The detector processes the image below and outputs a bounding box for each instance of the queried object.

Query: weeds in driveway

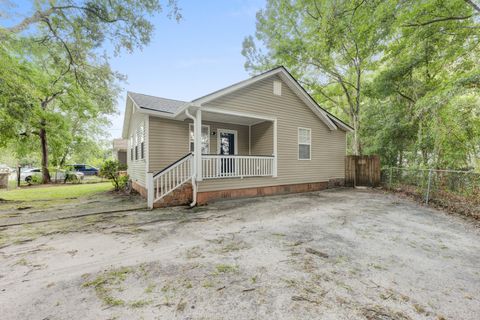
[202,280,214,288]
[144,283,156,294]
[218,240,249,253]
[214,264,239,274]
[82,267,132,307]
[185,246,202,259]
[362,305,411,320]
[129,299,152,308]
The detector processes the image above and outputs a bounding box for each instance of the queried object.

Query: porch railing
[201,155,275,179]
[152,153,194,203]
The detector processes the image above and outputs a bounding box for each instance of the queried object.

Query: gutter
[184,106,197,207]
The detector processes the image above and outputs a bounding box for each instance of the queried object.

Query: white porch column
[195,108,203,181]
[273,119,278,177]
[146,172,154,209]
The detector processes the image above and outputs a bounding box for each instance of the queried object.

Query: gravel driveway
[0,188,479,319]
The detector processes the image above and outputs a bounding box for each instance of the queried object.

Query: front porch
[191,106,278,182]
[147,106,278,208]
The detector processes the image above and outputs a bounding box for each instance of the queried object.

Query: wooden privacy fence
[345,155,381,187]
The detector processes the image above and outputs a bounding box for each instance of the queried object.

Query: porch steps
[149,153,194,208]
[153,182,193,208]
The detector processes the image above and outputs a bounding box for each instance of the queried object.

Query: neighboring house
[112,138,128,166]
[122,66,353,208]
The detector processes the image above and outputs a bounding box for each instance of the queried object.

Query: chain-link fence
[4,168,106,190]
[381,167,480,219]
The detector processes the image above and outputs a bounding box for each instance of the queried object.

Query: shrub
[99,160,128,191]
[29,175,42,184]
[118,174,129,190]
[64,171,81,184]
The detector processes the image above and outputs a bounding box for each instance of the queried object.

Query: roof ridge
[192,66,286,102]
[128,91,187,103]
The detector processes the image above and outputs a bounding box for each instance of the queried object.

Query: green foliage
[243,0,398,154]
[100,160,128,191]
[28,175,42,185]
[118,174,130,191]
[0,1,180,182]
[245,0,480,170]
[364,0,480,169]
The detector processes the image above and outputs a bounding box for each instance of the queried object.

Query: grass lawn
[0,182,113,201]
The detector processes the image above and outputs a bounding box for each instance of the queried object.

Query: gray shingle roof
[128,91,187,114]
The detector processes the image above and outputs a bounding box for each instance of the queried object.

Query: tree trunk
[39,119,51,184]
[351,114,361,155]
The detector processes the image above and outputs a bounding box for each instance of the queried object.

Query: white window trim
[189,123,210,154]
[217,128,238,155]
[298,127,311,160]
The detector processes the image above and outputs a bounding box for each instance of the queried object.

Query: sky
[107,0,266,138]
[2,0,266,138]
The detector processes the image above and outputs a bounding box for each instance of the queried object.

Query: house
[121,66,353,208]
[112,138,127,166]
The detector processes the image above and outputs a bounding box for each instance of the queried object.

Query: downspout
[184,106,197,207]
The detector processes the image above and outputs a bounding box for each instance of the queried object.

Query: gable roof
[191,66,352,131]
[127,92,188,114]
[123,66,353,138]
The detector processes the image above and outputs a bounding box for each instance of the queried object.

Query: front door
[218,129,237,175]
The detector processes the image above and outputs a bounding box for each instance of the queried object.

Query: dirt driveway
[0,189,479,319]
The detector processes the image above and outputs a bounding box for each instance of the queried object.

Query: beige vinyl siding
[148,118,250,172]
[148,117,189,172]
[126,110,147,186]
[198,75,346,192]
[250,121,273,155]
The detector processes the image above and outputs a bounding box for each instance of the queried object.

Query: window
[139,122,145,159]
[273,80,282,96]
[129,135,133,161]
[298,127,311,160]
[134,128,139,160]
[189,124,210,154]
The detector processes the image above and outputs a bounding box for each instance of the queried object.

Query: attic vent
[273,80,282,96]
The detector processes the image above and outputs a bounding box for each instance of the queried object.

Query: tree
[242,0,397,155]
[367,0,480,168]
[0,0,181,182]
[1,35,118,182]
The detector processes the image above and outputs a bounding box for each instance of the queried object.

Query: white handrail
[201,155,274,179]
[153,154,194,203]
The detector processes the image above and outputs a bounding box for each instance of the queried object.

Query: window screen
[298,128,311,160]
[189,124,210,154]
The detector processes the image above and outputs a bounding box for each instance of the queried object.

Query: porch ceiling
[201,111,268,126]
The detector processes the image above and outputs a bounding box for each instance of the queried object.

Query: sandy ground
[0,188,479,320]
[0,191,145,226]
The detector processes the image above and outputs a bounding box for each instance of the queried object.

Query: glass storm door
[219,130,236,175]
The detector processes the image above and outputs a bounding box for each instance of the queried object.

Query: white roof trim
[121,96,134,138]
[190,67,338,131]
[123,67,354,134]
[330,117,354,132]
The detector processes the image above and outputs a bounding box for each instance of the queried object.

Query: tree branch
[402,15,474,27]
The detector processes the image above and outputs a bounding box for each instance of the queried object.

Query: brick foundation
[131,180,147,198]
[153,183,193,208]
[136,178,344,208]
[197,181,330,205]
[328,178,345,188]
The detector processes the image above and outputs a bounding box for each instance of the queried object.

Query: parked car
[20,168,84,183]
[0,164,14,173]
[66,164,99,176]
